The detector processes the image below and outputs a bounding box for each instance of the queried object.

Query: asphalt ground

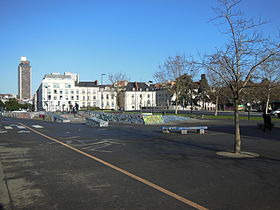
[0,117,280,210]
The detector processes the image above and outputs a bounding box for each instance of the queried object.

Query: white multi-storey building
[36,72,117,112]
[119,82,156,111]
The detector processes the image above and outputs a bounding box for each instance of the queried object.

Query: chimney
[201,74,206,80]
[135,82,139,90]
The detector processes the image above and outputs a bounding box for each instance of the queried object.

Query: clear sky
[0,0,279,95]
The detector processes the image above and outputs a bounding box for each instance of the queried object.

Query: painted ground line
[17,130,30,133]
[4,126,13,130]
[18,122,208,210]
[17,125,26,129]
[32,125,43,128]
[0,131,7,134]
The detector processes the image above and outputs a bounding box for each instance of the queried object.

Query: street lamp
[101,74,106,85]
[45,86,49,112]
[190,69,194,114]
[247,102,251,120]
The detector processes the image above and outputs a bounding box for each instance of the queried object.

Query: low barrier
[1,111,70,123]
[47,112,70,123]
[80,111,190,125]
[80,111,144,124]
[142,115,163,125]
[86,117,108,127]
[1,111,38,119]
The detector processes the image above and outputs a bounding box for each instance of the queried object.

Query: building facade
[0,94,17,103]
[36,72,117,112]
[119,82,156,111]
[18,56,32,100]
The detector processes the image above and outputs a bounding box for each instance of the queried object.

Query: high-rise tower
[18,56,32,100]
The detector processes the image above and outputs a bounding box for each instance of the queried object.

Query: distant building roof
[44,74,72,79]
[125,82,155,91]
[75,81,98,87]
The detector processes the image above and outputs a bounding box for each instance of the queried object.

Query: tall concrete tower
[18,56,32,100]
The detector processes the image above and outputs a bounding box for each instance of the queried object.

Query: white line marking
[4,126,13,130]
[17,126,26,129]
[17,130,30,133]
[0,131,7,134]
[32,125,43,128]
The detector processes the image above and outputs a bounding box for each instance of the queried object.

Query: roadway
[0,117,280,209]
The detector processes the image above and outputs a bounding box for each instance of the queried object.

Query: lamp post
[101,74,106,85]
[190,69,194,114]
[247,102,251,120]
[45,86,49,112]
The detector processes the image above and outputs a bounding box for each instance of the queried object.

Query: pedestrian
[263,112,272,131]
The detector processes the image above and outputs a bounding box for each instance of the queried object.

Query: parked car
[270,109,280,116]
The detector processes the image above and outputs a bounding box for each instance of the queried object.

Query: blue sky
[0,0,279,95]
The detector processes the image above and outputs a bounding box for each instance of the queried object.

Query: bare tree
[258,59,280,113]
[207,70,226,116]
[154,55,196,114]
[202,0,279,154]
[108,72,129,110]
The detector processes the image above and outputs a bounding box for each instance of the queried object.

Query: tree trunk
[234,97,241,154]
[214,95,219,116]
[175,97,178,114]
[265,89,271,114]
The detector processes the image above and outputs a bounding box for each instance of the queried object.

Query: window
[53,83,60,88]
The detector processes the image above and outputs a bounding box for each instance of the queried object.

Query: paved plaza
[0,117,280,209]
